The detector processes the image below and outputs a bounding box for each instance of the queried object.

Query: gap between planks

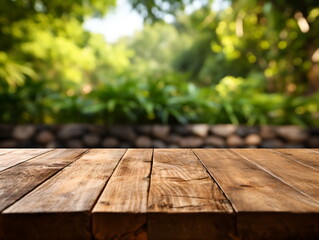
[89,148,128,213]
[0,149,88,213]
[2,148,319,240]
[92,149,236,240]
[231,149,319,204]
[192,149,237,213]
[92,149,152,240]
[1,149,127,240]
[194,149,319,240]
[0,149,53,172]
[147,149,235,240]
[270,149,319,171]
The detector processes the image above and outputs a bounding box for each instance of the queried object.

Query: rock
[58,124,87,140]
[247,145,258,148]
[276,126,308,142]
[16,140,34,148]
[226,135,244,147]
[168,144,179,148]
[102,137,119,148]
[152,140,166,148]
[173,125,190,136]
[135,125,152,134]
[261,139,284,148]
[0,140,17,148]
[307,137,319,148]
[83,134,100,147]
[36,131,54,145]
[152,125,170,139]
[90,125,107,135]
[119,142,133,148]
[309,127,319,136]
[135,136,152,148]
[189,124,210,137]
[0,125,13,139]
[109,126,136,141]
[66,139,84,148]
[245,134,262,146]
[12,125,36,141]
[285,142,305,148]
[179,137,204,148]
[236,126,259,137]
[86,124,100,133]
[165,134,182,144]
[210,124,237,137]
[260,126,277,139]
[46,141,58,148]
[204,136,225,147]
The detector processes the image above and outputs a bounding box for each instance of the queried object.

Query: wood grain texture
[194,149,319,240]
[233,149,319,202]
[1,148,319,240]
[93,149,152,240]
[0,149,86,212]
[0,149,50,171]
[148,149,234,240]
[2,149,126,240]
[273,149,319,170]
[0,149,16,156]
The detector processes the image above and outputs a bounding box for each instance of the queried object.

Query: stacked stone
[0,124,318,148]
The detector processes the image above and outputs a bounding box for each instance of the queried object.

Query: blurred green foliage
[0,0,319,125]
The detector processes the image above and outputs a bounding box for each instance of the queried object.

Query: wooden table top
[0,148,319,240]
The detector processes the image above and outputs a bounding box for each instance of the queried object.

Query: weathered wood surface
[233,149,319,201]
[148,149,234,240]
[0,149,17,156]
[2,149,126,240]
[273,148,319,170]
[0,148,319,240]
[0,149,50,172]
[194,149,319,240]
[92,149,152,240]
[0,149,86,212]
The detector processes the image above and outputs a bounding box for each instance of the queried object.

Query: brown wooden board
[233,149,319,202]
[0,149,17,156]
[147,149,235,240]
[1,149,126,240]
[273,149,319,170]
[1,148,319,240]
[194,149,319,240]
[0,149,86,212]
[0,149,87,240]
[0,149,50,171]
[92,149,153,240]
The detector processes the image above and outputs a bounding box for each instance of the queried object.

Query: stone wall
[0,124,318,148]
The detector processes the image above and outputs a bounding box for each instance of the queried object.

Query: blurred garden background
[1,0,319,126]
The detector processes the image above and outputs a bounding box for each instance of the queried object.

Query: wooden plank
[0,149,86,240]
[92,149,152,240]
[0,149,50,171]
[273,149,319,170]
[233,149,319,202]
[1,149,126,240]
[194,149,319,240]
[0,149,16,156]
[0,149,86,212]
[148,149,234,240]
